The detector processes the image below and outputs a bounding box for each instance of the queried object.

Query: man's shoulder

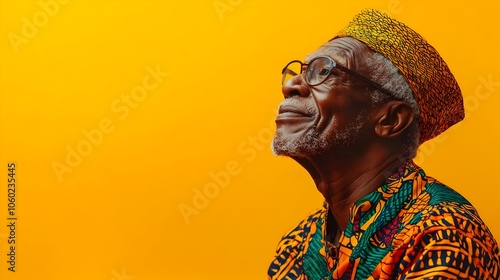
[400,179,500,279]
[407,177,497,249]
[410,176,482,228]
[414,175,480,221]
[421,177,472,207]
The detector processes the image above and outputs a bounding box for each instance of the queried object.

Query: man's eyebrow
[304,53,313,63]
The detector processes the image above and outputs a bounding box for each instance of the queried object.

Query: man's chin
[271,142,294,157]
[271,134,326,158]
[271,137,296,157]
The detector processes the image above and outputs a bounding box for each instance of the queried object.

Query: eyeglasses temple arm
[282,68,299,76]
[336,65,397,98]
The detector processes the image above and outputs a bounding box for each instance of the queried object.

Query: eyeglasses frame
[281,55,398,99]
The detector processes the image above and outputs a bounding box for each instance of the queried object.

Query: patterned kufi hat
[335,9,465,144]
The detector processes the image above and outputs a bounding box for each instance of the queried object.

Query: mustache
[277,98,317,116]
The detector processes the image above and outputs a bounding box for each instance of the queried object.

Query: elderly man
[268,9,499,280]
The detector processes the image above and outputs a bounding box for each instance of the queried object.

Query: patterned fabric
[268,161,500,279]
[335,9,464,144]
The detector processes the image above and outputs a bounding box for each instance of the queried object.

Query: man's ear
[374,101,415,138]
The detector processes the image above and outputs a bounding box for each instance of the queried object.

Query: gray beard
[272,114,366,158]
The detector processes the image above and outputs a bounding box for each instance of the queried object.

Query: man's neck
[294,151,408,230]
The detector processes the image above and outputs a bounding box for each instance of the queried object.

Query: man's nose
[282,75,310,98]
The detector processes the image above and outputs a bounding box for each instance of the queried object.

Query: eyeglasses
[281,56,397,98]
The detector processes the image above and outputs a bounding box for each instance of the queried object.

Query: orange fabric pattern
[268,161,499,279]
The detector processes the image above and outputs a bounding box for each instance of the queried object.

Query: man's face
[272,37,375,158]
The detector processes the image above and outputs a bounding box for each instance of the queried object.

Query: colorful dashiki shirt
[268,161,499,279]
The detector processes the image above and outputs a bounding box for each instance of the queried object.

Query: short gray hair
[364,52,420,159]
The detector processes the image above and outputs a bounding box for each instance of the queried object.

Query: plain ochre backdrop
[0,0,499,279]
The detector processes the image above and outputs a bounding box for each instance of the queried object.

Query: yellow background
[0,0,499,279]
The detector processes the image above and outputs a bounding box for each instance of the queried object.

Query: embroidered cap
[335,9,465,144]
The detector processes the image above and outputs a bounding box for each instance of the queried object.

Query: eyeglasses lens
[306,57,334,86]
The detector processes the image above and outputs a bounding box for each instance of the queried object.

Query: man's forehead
[304,38,373,66]
[304,47,336,63]
[304,38,357,61]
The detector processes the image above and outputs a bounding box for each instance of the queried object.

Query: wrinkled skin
[273,37,414,243]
